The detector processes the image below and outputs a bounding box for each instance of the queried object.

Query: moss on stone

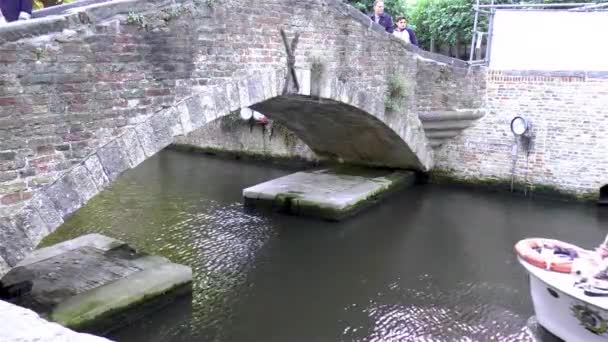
[429,169,599,203]
[53,282,191,334]
[254,170,416,221]
[50,263,192,334]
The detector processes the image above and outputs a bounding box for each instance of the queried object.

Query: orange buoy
[515,238,587,273]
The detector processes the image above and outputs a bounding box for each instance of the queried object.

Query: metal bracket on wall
[280,29,300,95]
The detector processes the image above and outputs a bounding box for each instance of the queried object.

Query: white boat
[517,238,608,341]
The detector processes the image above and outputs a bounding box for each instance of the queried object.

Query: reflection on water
[42,149,607,342]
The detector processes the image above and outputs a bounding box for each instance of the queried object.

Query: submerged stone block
[243,167,416,221]
[0,234,192,335]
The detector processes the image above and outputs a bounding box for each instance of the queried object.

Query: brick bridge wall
[0,0,484,272]
[434,70,608,199]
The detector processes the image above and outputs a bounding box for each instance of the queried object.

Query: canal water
[42,149,608,342]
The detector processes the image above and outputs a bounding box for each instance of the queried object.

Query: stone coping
[0,0,470,69]
[32,0,115,18]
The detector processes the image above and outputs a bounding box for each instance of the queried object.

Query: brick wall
[0,0,481,215]
[434,70,608,199]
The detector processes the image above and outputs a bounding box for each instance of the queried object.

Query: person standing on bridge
[0,0,33,24]
[393,16,418,47]
[370,0,393,34]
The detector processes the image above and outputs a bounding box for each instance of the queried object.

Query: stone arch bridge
[0,0,484,272]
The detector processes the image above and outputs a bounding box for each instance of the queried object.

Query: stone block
[247,76,265,105]
[0,216,34,266]
[12,207,51,249]
[260,71,272,100]
[0,172,19,183]
[43,176,83,221]
[51,261,191,333]
[1,233,192,336]
[0,152,16,161]
[27,193,64,234]
[213,84,231,118]
[149,110,175,151]
[64,164,98,203]
[120,128,146,168]
[17,233,123,266]
[164,107,185,137]
[225,81,241,112]
[134,120,157,157]
[0,181,26,194]
[243,168,416,221]
[176,101,192,135]
[199,87,218,124]
[83,154,110,191]
[237,77,252,108]
[185,95,206,130]
[95,139,131,182]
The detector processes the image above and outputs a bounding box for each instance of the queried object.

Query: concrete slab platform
[0,234,192,335]
[243,167,416,220]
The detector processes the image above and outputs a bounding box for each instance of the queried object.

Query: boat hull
[528,271,608,341]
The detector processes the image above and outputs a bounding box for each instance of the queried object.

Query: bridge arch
[0,0,483,270]
[1,68,432,268]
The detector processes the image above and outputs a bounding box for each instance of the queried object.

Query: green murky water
[42,149,608,342]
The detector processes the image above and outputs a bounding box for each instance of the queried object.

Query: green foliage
[126,12,146,28]
[347,0,408,17]
[409,0,474,50]
[385,75,409,112]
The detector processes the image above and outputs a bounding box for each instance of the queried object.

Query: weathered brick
[0,152,16,161]
[1,191,32,206]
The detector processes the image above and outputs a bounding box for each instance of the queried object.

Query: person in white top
[393,17,411,44]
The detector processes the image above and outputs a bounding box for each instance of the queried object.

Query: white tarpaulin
[489,10,608,70]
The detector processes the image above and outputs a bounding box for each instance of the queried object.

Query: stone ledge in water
[243,167,416,221]
[0,233,192,335]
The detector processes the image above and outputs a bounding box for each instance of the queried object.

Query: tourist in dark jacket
[370,0,393,33]
[0,0,33,24]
